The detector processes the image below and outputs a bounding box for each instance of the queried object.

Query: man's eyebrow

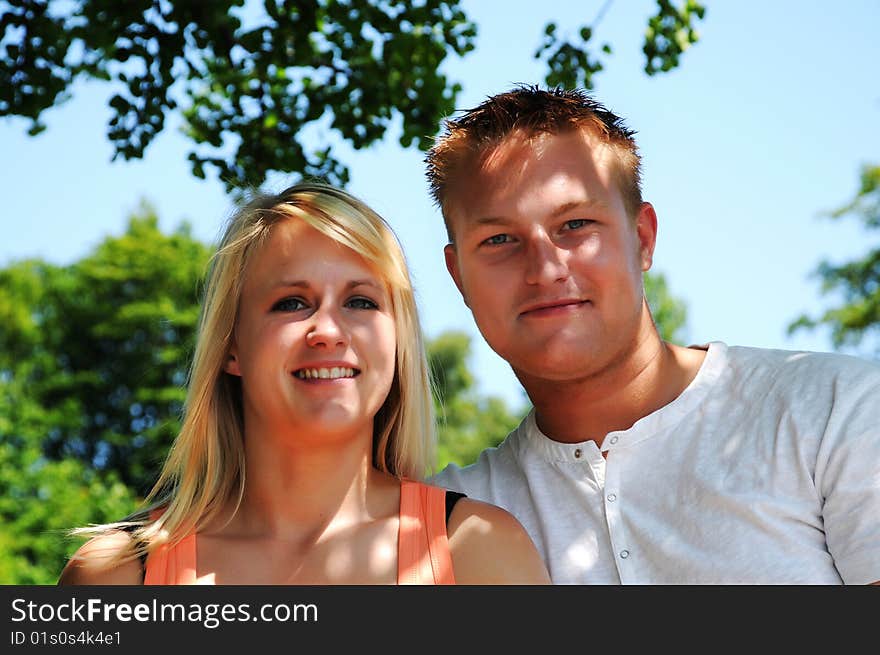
[550,199,605,217]
[469,200,607,226]
[470,215,510,226]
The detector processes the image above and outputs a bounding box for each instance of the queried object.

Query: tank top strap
[143,509,199,585]
[397,480,456,585]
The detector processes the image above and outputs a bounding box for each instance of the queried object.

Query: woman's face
[226,218,397,442]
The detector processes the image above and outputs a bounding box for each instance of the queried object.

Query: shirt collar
[521,341,728,458]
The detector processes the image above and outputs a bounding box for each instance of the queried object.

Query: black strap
[444,490,467,526]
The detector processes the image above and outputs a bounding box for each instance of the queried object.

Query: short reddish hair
[425,85,643,238]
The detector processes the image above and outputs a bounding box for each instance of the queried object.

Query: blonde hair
[72,182,435,563]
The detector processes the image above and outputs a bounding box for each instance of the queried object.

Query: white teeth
[295,367,356,379]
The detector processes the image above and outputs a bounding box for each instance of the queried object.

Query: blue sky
[2,1,878,408]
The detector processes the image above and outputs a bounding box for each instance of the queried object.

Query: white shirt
[431,342,880,584]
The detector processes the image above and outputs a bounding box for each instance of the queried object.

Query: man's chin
[510,352,604,386]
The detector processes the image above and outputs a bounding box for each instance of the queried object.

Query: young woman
[58,182,549,585]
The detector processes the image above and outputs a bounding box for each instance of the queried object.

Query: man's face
[443,129,657,385]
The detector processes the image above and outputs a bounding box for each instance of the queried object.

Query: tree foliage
[2,0,705,193]
[0,260,138,584]
[645,271,688,343]
[428,331,525,471]
[1,0,477,192]
[789,164,880,353]
[537,0,705,89]
[0,203,211,496]
[0,437,135,584]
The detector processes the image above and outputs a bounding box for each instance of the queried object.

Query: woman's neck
[213,421,398,541]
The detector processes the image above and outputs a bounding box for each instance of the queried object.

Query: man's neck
[518,330,707,446]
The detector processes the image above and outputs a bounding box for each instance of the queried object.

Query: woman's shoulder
[57,530,144,586]
[445,496,550,584]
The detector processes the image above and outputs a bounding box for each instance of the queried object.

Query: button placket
[602,448,631,581]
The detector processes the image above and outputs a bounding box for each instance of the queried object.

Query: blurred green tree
[645,271,688,344]
[0,203,211,496]
[428,331,524,471]
[789,164,880,353]
[0,261,137,584]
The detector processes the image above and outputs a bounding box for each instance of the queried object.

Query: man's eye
[482,234,511,246]
[271,297,307,312]
[346,296,378,310]
[564,219,591,230]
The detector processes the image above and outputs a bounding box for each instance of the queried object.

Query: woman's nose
[305,308,347,348]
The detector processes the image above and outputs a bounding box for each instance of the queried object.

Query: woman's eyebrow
[272,279,381,290]
[273,280,310,290]
[346,279,382,291]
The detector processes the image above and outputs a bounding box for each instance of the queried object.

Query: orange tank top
[144,480,455,585]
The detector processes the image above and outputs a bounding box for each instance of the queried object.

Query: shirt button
[574,448,582,459]
[607,493,617,502]
[620,550,629,559]
[609,436,619,445]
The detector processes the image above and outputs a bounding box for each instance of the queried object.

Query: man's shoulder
[726,343,880,383]
[718,343,880,419]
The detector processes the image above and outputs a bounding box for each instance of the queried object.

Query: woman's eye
[346,296,378,310]
[482,233,511,246]
[271,297,307,312]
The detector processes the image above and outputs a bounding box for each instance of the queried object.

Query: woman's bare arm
[447,498,551,584]
[57,531,144,585]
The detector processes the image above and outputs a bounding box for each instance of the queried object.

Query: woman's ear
[223,347,242,377]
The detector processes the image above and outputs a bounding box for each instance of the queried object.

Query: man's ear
[444,243,469,307]
[223,345,242,377]
[635,202,658,272]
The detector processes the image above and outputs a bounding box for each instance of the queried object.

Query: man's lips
[519,298,591,317]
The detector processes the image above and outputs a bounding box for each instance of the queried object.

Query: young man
[426,85,880,584]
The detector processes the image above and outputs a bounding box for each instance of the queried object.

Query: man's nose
[305,307,348,348]
[523,233,569,286]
